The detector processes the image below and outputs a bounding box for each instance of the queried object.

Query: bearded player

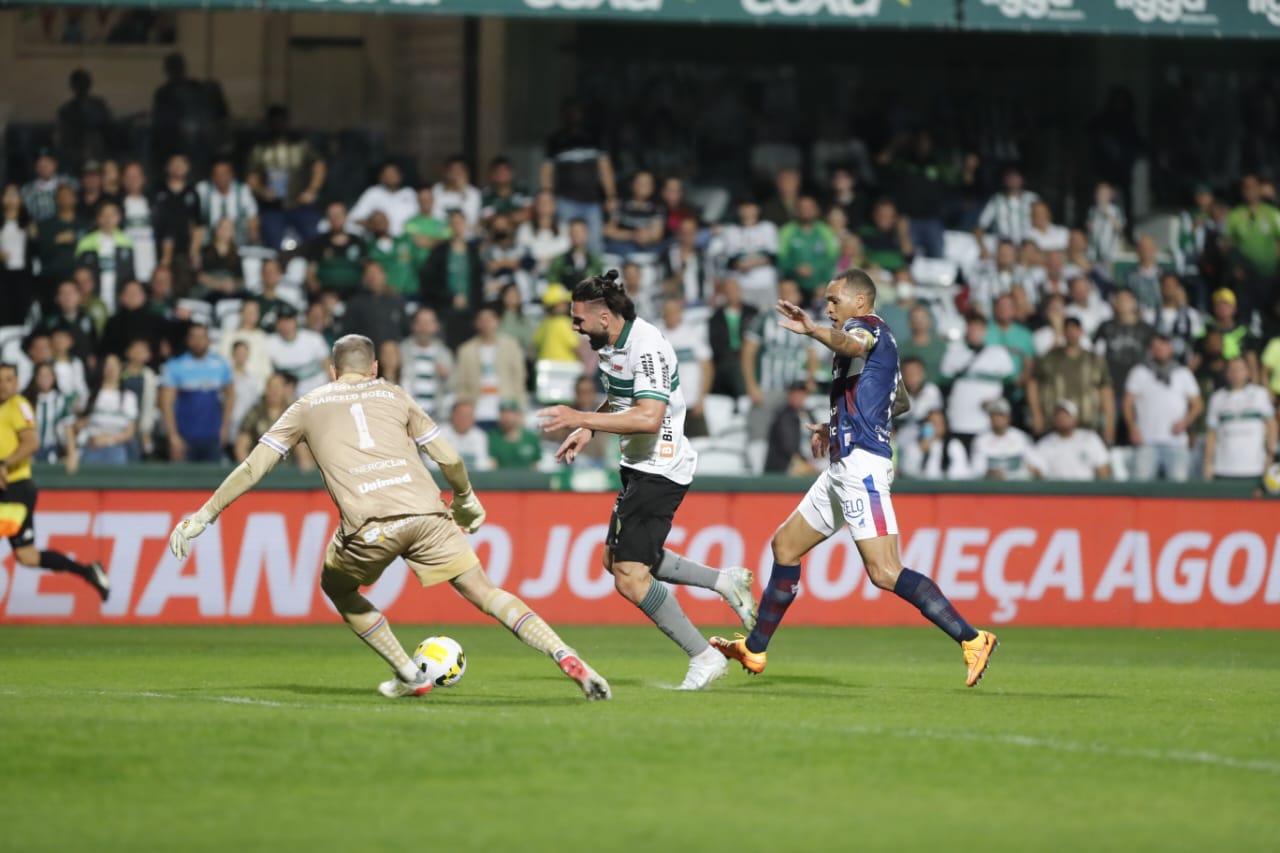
[711,269,999,686]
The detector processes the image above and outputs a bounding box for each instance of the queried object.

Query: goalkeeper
[168,334,610,701]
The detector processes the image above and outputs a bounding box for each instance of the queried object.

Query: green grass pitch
[2,625,1278,852]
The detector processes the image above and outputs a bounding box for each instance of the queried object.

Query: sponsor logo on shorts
[358,473,412,494]
[348,457,409,475]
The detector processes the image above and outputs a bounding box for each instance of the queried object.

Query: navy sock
[40,550,90,577]
[745,562,802,654]
[893,568,979,643]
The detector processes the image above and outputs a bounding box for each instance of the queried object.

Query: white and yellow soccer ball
[413,636,467,688]
[1262,463,1280,497]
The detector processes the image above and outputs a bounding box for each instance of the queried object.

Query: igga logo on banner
[979,0,1084,21]
[524,0,662,10]
[1114,0,1216,25]
[741,0,885,17]
[1249,0,1280,26]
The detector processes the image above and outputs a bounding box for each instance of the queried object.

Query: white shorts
[797,449,898,541]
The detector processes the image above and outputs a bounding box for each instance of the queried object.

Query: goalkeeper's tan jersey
[260,376,449,536]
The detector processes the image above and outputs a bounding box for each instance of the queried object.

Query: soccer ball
[413,636,467,688]
[1263,463,1280,497]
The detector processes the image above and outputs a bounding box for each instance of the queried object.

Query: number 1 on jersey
[349,403,376,449]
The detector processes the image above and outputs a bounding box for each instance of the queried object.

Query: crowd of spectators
[2,60,1278,485]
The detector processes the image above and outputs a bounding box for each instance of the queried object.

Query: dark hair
[0,361,18,378]
[489,156,512,170]
[70,68,91,92]
[572,269,636,321]
[21,361,58,403]
[445,154,468,168]
[267,104,288,121]
[900,355,924,369]
[831,268,877,307]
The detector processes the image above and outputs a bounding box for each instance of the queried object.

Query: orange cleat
[709,633,768,675]
[961,630,999,687]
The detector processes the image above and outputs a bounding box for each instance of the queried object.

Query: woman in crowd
[71,354,138,466]
[23,362,74,464]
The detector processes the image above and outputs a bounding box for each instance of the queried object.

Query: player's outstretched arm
[420,434,485,533]
[538,397,665,438]
[168,443,283,558]
[776,299,868,358]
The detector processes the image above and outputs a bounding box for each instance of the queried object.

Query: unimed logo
[980,0,1082,21]
[1250,0,1280,26]
[1115,0,1215,25]
[741,0,885,17]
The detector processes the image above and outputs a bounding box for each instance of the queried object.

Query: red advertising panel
[2,490,1278,628]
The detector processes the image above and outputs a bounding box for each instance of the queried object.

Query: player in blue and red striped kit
[711,268,999,686]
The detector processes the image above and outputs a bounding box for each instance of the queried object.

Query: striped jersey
[745,310,814,391]
[597,317,697,484]
[401,338,454,422]
[829,314,900,462]
[197,180,259,246]
[1086,202,1126,263]
[1206,384,1275,477]
[978,190,1039,245]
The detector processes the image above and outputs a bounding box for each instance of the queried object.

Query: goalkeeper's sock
[636,578,709,658]
[893,568,980,643]
[745,561,801,654]
[343,605,419,682]
[483,589,569,658]
[653,549,721,591]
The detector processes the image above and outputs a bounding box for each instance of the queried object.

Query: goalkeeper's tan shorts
[323,515,479,589]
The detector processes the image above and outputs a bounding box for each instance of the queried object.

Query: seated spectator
[121,337,159,459]
[604,171,664,257]
[1204,288,1262,382]
[223,340,262,445]
[76,161,114,221]
[658,296,712,437]
[826,164,870,233]
[1033,293,1069,357]
[158,323,233,462]
[431,154,483,233]
[857,198,913,273]
[437,399,493,471]
[365,210,418,297]
[246,104,324,251]
[480,155,532,225]
[304,201,366,296]
[197,218,244,297]
[1174,183,1216,284]
[498,282,536,358]
[764,380,824,475]
[399,307,454,422]
[662,217,711,305]
[403,186,450,272]
[254,257,291,333]
[217,299,272,381]
[22,149,76,223]
[1029,316,1113,440]
[621,261,660,323]
[100,160,122,209]
[16,331,53,389]
[1085,180,1126,265]
[482,213,533,302]
[547,219,604,289]
[343,261,407,350]
[1124,333,1202,481]
[23,362,75,464]
[835,233,867,276]
[378,339,402,384]
[718,196,778,312]
[488,399,541,470]
[1064,274,1113,339]
[659,176,696,241]
[778,194,839,301]
[34,184,89,300]
[1203,357,1277,481]
[120,161,157,284]
[348,160,417,236]
[50,324,90,412]
[517,191,570,284]
[975,165,1038,255]
[70,353,138,466]
[941,313,1016,448]
[1035,400,1111,480]
[197,158,259,246]
[235,371,313,470]
[743,279,818,440]
[1126,235,1166,318]
[100,279,165,360]
[75,266,109,340]
[825,205,850,244]
[709,278,758,397]
[1027,201,1069,252]
[971,397,1042,480]
[895,355,944,477]
[987,293,1035,380]
[152,153,205,297]
[1152,272,1204,364]
[1039,249,1071,301]
[75,201,135,314]
[267,304,331,395]
[1065,226,1111,293]
[898,304,946,384]
[762,166,801,227]
[455,304,527,429]
[421,209,484,349]
[966,239,1023,318]
[42,279,96,360]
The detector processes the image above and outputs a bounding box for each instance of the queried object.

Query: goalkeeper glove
[169,510,214,559]
[451,488,486,533]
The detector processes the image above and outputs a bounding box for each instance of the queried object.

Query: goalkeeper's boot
[719,567,759,631]
[87,561,110,602]
[710,633,767,675]
[677,646,728,690]
[556,651,612,701]
[961,630,999,687]
[377,670,434,698]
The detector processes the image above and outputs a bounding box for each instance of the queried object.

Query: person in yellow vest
[533,283,583,363]
[0,363,109,600]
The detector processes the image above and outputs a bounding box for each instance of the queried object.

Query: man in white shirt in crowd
[657,296,713,437]
[266,304,331,395]
[974,165,1039,256]
[431,155,483,233]
[966,239,1025,318]
[1035,400,1111,481]
[970,397,1041,480]
[1064,274,1113,339]
[1203,357,1277,482]
[1027,201,1069,253]
[399,307,454,422]
[1152,272,1203,364]
[349,161,418,236]
[436,398,493,472]
[940,313,1016,450]
[895,356,948,479]
[717,196,778,313]
[197,158,259,246]
[1123,333,1203,482]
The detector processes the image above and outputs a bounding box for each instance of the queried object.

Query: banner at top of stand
[259,0,956,27]
[964,0,1280,37]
